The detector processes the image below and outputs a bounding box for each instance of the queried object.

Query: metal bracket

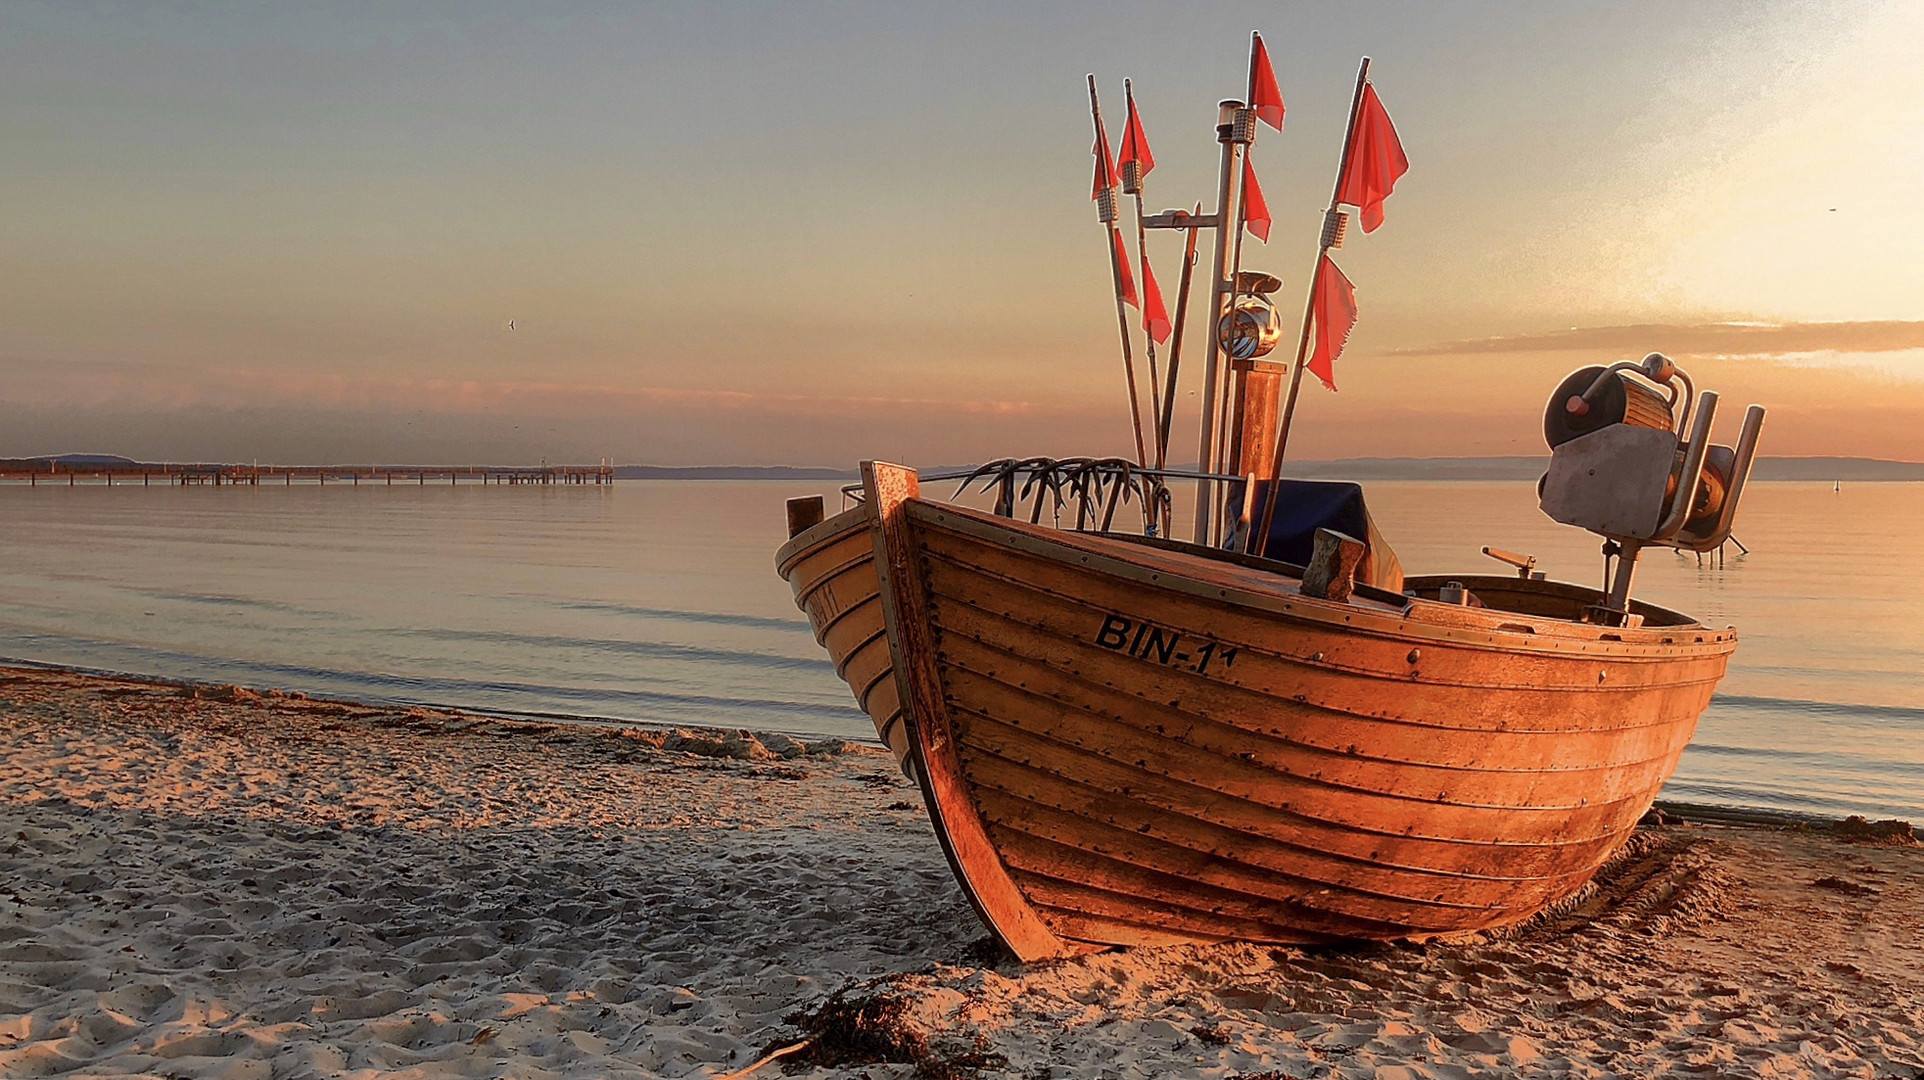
[1143,210,1220,230]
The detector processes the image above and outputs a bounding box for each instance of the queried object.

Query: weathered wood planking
[775,504,915,770]
[775,471,1738,960]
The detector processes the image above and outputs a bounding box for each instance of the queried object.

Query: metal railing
[842,457,1247,543]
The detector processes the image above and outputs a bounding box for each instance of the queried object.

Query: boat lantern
[1218,271,1285,360]
[1536,352,1766,619]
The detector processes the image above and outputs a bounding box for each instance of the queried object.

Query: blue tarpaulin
[1226,478,1403,591]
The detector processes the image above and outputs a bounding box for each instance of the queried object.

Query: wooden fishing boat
[774,41,1767,959]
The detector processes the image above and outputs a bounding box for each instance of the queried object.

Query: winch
[1536,352,1765,624]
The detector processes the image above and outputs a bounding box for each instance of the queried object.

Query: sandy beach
[2,664,1920,1079]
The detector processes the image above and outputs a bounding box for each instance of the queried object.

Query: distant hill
[14,454,1922,482]
[1283,456,1924,481]
[1749,457,1924,481]
[1285,457,1546,481]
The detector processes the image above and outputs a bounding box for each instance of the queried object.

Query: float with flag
[774,35,1768,960]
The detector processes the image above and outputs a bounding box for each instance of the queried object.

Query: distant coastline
[10,453,1924,482]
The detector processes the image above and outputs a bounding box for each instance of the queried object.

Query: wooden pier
[0,459,616,487]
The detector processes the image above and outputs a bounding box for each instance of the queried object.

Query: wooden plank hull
[779,468,1737,960]
[776,503,914,772]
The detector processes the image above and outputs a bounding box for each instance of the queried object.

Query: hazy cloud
[1398,321,1924,357]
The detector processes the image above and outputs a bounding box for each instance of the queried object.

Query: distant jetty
[0,455,613,486]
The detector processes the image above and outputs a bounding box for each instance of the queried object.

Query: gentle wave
[547,599,812,633]
[1710,692,1924,725]
[394,626,835,674]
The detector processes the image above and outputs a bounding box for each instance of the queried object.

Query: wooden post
[1301,528,1365,603]
[786,495,826,537]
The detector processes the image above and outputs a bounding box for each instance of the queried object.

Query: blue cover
[1227,478,1375,567]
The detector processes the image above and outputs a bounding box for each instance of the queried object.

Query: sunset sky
[3,0,1920,466]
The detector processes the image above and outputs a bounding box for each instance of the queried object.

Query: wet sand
[1,664,1919,1079]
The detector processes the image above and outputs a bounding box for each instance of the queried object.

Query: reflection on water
[1,479,1918,820]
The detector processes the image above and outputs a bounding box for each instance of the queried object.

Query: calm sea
[2,479,1918,821]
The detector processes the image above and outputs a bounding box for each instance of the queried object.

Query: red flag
[1140,251,1171,344]
[1111,227,1138,308]
[1335,83,1408,233]
[1091,118,1119,200]
[1241,154,1271,243]
[1118,93,1155,184]
[1249,34,1285,131]
[1306,254,1357,391]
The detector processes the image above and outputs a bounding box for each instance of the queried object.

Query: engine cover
[1538,425,1678,540]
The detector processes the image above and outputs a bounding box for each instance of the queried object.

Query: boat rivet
[1598,670,1607,682]
[1312,651,1325,662]
[1406,648,1420,664]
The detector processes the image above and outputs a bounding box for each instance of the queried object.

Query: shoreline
[3,664,1921,1078]
[2,657,1889,833]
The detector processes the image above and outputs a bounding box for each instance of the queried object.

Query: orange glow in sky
[1,1,1919,465]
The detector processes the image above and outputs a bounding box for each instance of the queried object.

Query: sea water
[2,479,1918,821]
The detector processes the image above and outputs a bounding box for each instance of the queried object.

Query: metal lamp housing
[1218,292,1283,360]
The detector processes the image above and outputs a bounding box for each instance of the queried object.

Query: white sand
[2,666,1920,1079]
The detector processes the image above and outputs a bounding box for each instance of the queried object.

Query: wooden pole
[1251,57,1372,555]
[1155,203,1203,470]
[1123,79,1163,450]
[1089,77,1151,468]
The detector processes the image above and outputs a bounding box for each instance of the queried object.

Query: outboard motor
[1537,352,1765,624]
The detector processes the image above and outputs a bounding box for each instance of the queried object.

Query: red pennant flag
[1241,154,1271,243]
[1140,251,1171,344]
[1118,93,1155,184]
[1335,83,1408,233]
[1111,228,1138,308]
[1249,34,1285,131]
[1307,254,1358,391]
[1091,118,1119,200]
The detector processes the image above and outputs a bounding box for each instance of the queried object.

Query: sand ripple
[2,667,1921,1079]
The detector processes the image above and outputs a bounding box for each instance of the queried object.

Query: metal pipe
[1604,540,1643,614]
[1688,404,1765,549]
[1193,98,1244,547]
[1653,391,1719,541]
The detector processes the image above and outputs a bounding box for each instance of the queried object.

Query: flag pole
[1089,75,1151,468]
[1123,79,1164,450]
[1249,56,1371,554]
[1155,202,1202,470]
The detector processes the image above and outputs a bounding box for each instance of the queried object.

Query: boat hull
[776,503,915,773]
[781,464,1736,960]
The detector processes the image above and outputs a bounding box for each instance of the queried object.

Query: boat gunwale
[774,502,870,576]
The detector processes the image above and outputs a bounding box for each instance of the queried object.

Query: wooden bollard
[1301,528,1366,603]
[786,495,825,538]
